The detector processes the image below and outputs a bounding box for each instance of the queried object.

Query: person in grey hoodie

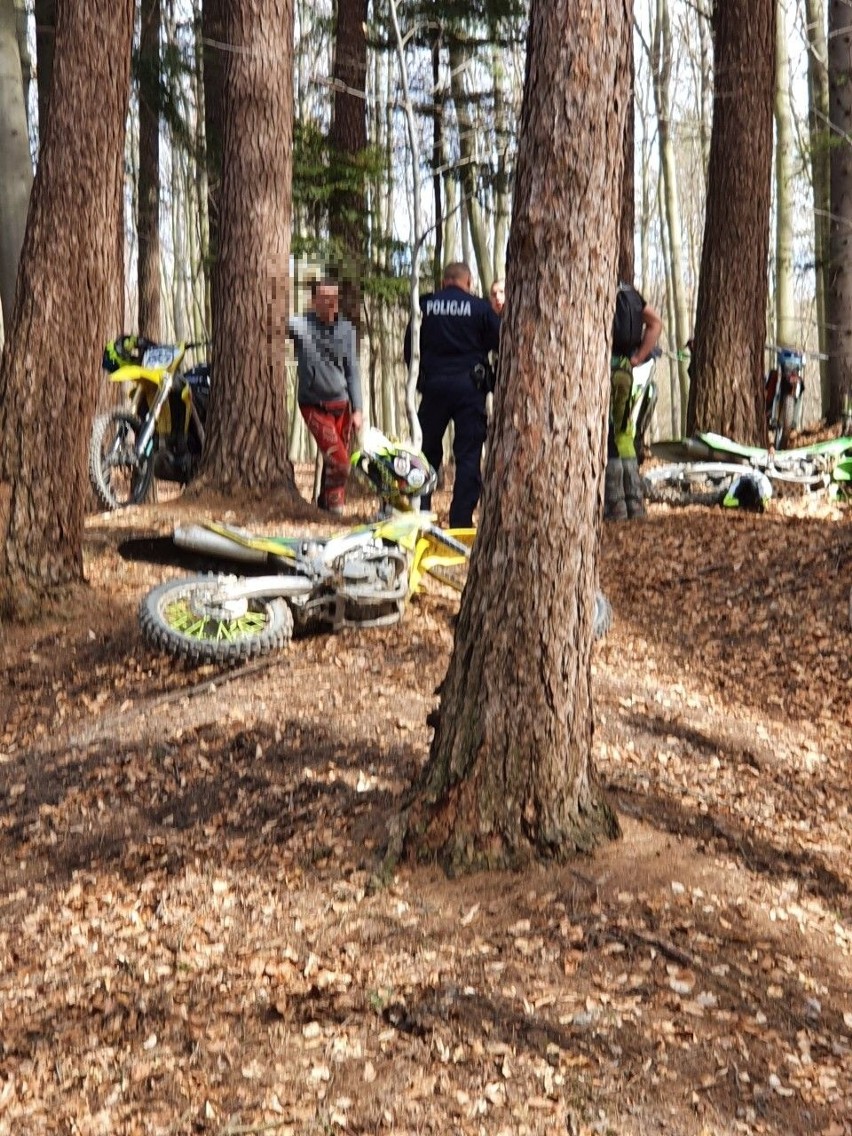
[288,278,363,515]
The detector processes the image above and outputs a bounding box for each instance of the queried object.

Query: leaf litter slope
[0,483,849,1136]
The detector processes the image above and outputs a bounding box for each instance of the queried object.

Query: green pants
[610,356,636,461]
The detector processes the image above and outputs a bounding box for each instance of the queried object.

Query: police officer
[404,261,501,527]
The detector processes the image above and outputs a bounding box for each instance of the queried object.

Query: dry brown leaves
[0,476,850,1135]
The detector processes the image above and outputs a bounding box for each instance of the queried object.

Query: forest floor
[0,464,850,1136]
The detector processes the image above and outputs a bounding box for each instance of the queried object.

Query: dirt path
[0,486,849,1135]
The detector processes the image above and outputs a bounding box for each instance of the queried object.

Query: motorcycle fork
[137,373,175,457]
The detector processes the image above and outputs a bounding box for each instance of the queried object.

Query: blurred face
[490,280,505,315]
[314,284,339,324]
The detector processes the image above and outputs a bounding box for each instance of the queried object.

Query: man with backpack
[606,283,663,520]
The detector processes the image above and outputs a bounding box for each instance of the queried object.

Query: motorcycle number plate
[143,346,178,369]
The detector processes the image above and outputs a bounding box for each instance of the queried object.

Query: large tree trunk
[329,0,368,330]
[652,0,690,433]
[404,0,626,873]
[805,0,830,412]
[827,0,852,425]
[197,0,297,495]
[137,0,161,339]
[449,39,492,294]
[774,1,796,350]
[617,0,635,284]
[33,0,54,145]
[687,0,775,443]
[202,0,225,322]
[0,0,33,335]
[0,0,133,617]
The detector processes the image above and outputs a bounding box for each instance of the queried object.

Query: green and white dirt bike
[644,432,852,507]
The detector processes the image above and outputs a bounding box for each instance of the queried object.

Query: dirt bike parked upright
[766,346,804,450]
[89,336,211,510]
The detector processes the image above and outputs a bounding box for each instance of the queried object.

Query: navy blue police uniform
[404,285,501,527]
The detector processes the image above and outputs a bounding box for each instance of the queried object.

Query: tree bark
[202,0,225,320]
[774,1,796,350]
[138,0,161,339]
[827,0,852,424]
[687,0,775,443]
[329,0,368,330]
[197,0,297,495]
[618,0,635,283]
[404,0,626,873]
[33,0,54,146]
[449,39,492,295]
[0,0,133,617]
[651,0,690,433]
[0,0,33,334]
[805,0,830,412]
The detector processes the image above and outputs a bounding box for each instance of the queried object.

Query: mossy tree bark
[405,0,627,874]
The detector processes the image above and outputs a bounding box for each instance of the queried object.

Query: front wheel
[89,410,154,509]
[139,575,294,664]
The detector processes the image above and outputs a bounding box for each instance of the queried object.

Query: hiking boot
[622,458,646,519]
[604,459,628,520]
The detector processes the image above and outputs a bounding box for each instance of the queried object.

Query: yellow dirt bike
[89,337,211,510]
[137,433,612,664]
[138,511,477,664]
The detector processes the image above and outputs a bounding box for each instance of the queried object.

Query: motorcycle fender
[106,364,167,385]
[174,524,271,564]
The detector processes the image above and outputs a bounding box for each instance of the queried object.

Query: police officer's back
[404,261,501,527]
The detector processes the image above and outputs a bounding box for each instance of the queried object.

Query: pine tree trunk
[138,0,161,339]
[0,0,133,616]
[329,0,367,330]
[197,0,297,495]
[774,3,796,350]
[0,0,33,333]
[687,0,775,443]
[805,0,830,412]
[202,0,225,321]
[405,0,625,873]
[34,0,54,144]
[652,0,690,433]
[618,0,635,283]
[827,0,852,424]
[449,40,491,293]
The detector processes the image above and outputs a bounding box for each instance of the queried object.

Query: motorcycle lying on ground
[89,338,211,510]
[137,431,613,664]
[643,430,852,508]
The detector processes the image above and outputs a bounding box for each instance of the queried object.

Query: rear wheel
[139,575,294,664]
[643,463,735,508]
[89,410,154,509]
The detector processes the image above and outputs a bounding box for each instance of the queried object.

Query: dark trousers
[418,375,487,527]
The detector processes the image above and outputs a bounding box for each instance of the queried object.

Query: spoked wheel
[89,410,154,509]
[643,463,738,508]
[139,575,294,664]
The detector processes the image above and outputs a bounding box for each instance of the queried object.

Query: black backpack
[612,284,645,355]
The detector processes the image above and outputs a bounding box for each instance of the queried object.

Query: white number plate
[142,346,178,369]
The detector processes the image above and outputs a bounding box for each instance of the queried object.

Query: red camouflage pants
[299,400,352,509]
